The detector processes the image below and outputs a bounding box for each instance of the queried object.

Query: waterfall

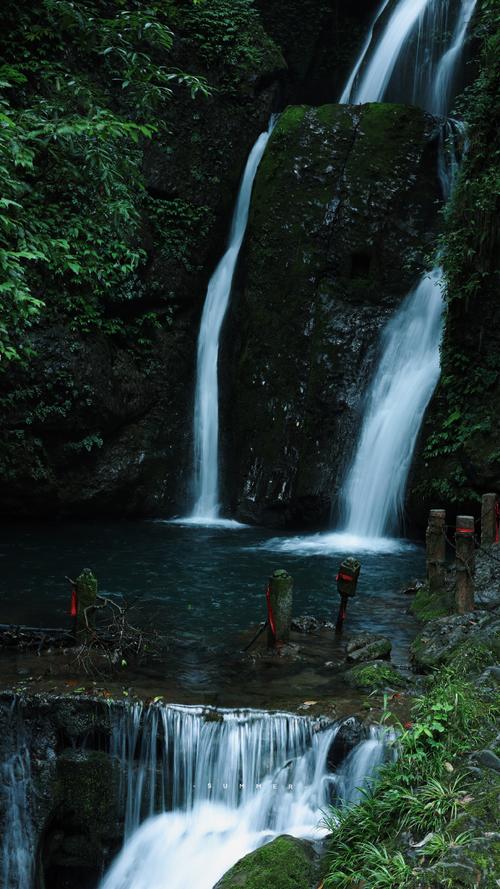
[101,705,390,889]
[341,269,444,539]
[190,120,276,523]
[339,0,391,103]
[343,0,477,114]
[335,725,396,805]
[429,0,478,115]
[0,707,35,889]
[336,0,476,542]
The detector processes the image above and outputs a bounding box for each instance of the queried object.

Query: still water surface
[0,521,423,666]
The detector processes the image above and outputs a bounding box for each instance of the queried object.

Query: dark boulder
[326,716,367,770]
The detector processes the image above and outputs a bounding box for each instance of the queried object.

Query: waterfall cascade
[336,0,476,541]
[101,705,392,889]
[0,708,34,889]
[189,119,276,523]
[343,0,477,114]
[341,269,444,538]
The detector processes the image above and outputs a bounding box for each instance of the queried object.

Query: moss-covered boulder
[344,660,408,690]
[410,611,500,671]
[214,835,322,889]
[223,102,441,526]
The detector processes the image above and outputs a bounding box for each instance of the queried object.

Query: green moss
[346,662,407,690]
[273,104,308,135]
[56,750,119,841]
[411,583,454,620]
[215,835,319,888]
[447,640,497,676]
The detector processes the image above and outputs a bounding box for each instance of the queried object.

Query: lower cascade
[0,702,393,889]
[341,268,444,540]
[102,706,391,889]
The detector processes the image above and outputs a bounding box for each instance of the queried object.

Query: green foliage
[180,0,283,90]
[324,656,500,888]
[416,0,500,502]
[0,0,210,365]
[347,662,407,690]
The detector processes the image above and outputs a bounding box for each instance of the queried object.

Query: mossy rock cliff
[0,0,285,519]
[223,102,441,526]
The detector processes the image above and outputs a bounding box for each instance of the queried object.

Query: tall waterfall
[101,705,391,889]
[190,120,275,522]
[342,0,477,114]
[337,0,475,541]
[341,269,444,538]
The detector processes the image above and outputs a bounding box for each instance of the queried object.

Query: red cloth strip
[265,584,276,638]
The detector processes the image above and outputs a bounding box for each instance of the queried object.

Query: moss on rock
[214,835,321,889]
[411,582,455,621]
[344,660,408,690]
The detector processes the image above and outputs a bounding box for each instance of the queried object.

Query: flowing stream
[190,119,276,523]
[99,706,392,889]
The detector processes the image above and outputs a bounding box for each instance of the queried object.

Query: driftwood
[0,624,74,651]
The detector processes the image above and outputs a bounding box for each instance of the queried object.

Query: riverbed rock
[343,660,407,690]
[214,834,322,889]
[410,610,500,671]
[291,615,335,633]
[224,101,441,527]
[346,633,392,663]
[473,749,500,772]
[326,716,367,770]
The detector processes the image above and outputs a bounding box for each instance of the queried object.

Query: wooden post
[266,569,293,648]
[426,509,446,592]
[481,493,498,546]
[455,516,475,614]
[75,569,98,637]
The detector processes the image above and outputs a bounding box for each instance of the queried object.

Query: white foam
[257,532,417,556]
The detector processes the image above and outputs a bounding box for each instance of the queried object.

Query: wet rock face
[223,103,441,527]
[326,716,367,770]
[346,634,392,663]
[410,610,500,671]
[0,694,121,888]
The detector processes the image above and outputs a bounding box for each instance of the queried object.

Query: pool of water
[0,520,423,663]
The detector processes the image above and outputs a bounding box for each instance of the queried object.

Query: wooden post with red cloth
[455,516,475,614]
[335,557,361,633]
[266,569,293,649]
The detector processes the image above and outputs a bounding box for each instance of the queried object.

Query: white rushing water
[339,0,391,103]
[341,269,444,539]
[343,0,477,113]
[0,711,34,889]
[191,119,276,523]
[429,0,478,116]
[334,0,476,544]
[101,705,390,889]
